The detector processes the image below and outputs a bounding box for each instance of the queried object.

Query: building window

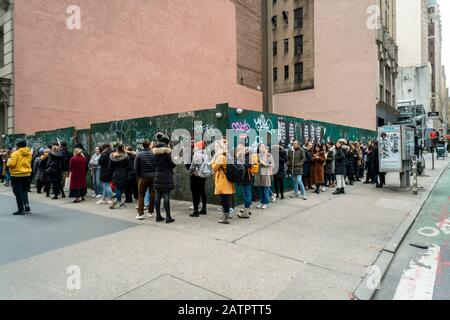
[272,16,277,30]
[284,39,289,54]
[273,67,278,82]
[284,65,289,80]
[294,63,303,83]
[294,8,303,29]
[282,11,289,26]
[273,41,277,56]
[294,35,303,55]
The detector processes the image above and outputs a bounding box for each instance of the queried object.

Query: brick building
[1,0,266,136]
[271,0,399,131]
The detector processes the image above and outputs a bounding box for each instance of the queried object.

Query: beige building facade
[272,0,399,131]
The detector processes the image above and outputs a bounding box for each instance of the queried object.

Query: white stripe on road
[393,245,440,300]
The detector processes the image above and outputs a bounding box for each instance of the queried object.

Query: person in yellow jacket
[7,140,32,215]
[211,140,235,224]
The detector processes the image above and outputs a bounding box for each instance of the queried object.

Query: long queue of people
[3,134,385,223]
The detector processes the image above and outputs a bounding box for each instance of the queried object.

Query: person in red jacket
[69,148,87,203]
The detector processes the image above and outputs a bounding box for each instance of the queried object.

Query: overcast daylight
[0,0,449,311]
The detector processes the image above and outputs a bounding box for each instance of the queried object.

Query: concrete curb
[353,159,449,300]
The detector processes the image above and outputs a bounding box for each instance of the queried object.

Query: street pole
[431,145,435,170]
[412,157,418,195]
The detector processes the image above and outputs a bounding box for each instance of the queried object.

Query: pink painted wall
[273,0,378,131]
[14,0,262,134]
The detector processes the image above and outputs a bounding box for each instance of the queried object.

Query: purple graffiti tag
[232,121,250,133]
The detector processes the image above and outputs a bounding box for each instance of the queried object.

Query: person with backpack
[188,140,209,217]
[211,140,235,224]
[288,140,307,200]
[254,144,274,210]
[109,144,131,209]
[237,146,259,219]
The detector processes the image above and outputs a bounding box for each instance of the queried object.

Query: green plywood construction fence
[6,104,376,205]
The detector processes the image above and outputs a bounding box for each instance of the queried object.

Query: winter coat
[46,152,64,182]
[334,148,347,176]
[274,146,288,178]
[69,155,87,190]
[98,151,112,183]
[310,151,326,185]
[287,147,306,176]
[153,144,176,192]
[238,152,255,187]
[303,148,312,177]
[211,154,235,195]
[7,147,32,177]
[325,149,335,175]
[189,149,207,178]
[126,151,137,182]
[33,157,44,181]
[134,148,157,179]
[89,153,101,169]
[371,146,380,174]
[254,153,274,187]
[346,149,356,176]
[60,147,71,172]
[109,153,130,188]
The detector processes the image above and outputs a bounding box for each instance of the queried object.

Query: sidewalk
[0,155,449,300]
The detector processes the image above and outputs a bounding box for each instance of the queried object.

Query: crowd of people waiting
[2,134,386,223]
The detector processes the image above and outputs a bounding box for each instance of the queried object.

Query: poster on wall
[278,119,296,148]
[378,125,403,172]
[402,126,415,160]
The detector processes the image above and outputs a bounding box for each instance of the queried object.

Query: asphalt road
[375,165,450,300]
[0,194,137,266]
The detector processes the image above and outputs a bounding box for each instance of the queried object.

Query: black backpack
[226,159,245,184]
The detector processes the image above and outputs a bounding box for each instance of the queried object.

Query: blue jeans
[242,185,252,209]
[115,187,124,202]
[144,190,150,206]
[92,168,103,195]
[5,169,11,184]
[292,175,306,196]
[102,182,113,199]
[260,186,270,205]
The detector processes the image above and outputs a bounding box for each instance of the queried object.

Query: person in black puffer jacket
[97,144,113,204]
[333,140,348,195]
[273,144,288,200]
[153,133,176,224]
[134,140,158,219]
[46,145,66,199]
[109,144,130,209]
[125,146,138,203]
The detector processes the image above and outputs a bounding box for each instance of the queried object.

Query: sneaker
[189,205,194,210]
[13,211,25,216]
[24,205,31,213]
[96,194,103,198]
[91,194,97,198]
[119,203,127,209]
[290,193,300,198]
[230,208,235,214]
[109,201,118,209]
[135,214,145,221]
[256,204,263,209]
[96,199,106,205]
[135,205,139,209]
[146,212,154,218]
[271,196,277,203]
[322,187,327,192]
[302,195,308,200]
[261,204,268,210]
[217,206,223,211]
